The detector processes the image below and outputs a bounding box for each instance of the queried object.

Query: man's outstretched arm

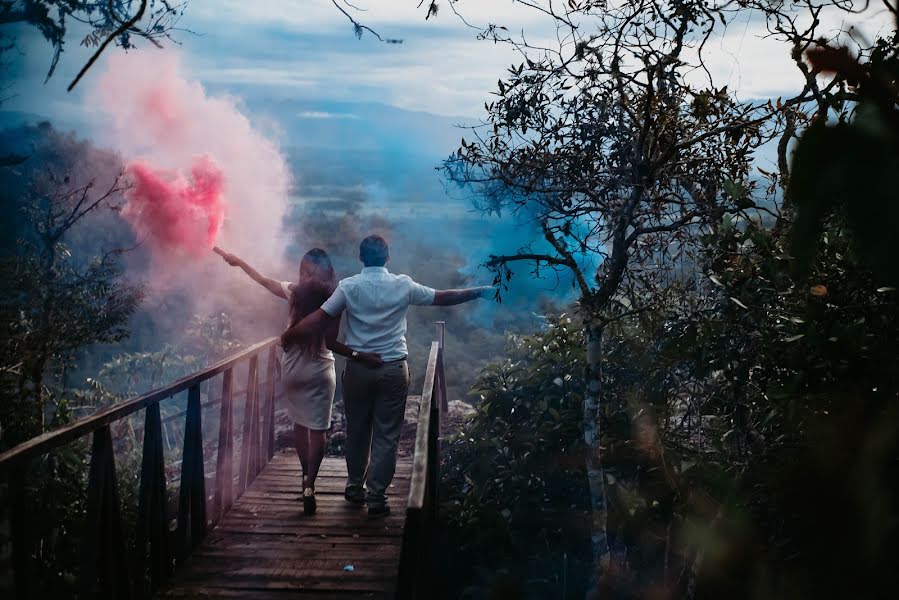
[431,286,494,306]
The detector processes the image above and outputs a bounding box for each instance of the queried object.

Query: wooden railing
[396,321,448,599]
[0,337,282,599]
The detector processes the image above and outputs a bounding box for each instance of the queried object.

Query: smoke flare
[123,156,227,257]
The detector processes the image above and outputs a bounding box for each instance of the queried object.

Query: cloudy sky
[3,0,891,127]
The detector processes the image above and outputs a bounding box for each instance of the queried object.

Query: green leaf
[729,297,749,309]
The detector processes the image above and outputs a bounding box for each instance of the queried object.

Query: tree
[0,129,144,447]
[441,0,896,592]
[0,0,184,88]
[445,0,777,586]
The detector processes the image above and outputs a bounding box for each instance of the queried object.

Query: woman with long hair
[217,248,381,514]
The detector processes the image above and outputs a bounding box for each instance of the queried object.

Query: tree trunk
[584,321,609,596]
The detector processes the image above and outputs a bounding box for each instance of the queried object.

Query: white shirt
[321,267,436,361]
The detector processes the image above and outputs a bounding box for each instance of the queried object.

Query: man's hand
[355,352,383,368]
[433,285,497,306]
[476,285,496,299]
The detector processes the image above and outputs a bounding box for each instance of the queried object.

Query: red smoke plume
[123,155,227,257]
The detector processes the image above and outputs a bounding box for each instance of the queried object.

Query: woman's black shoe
[303,488,317,515]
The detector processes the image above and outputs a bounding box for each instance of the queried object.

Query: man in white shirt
[282,234,493,517]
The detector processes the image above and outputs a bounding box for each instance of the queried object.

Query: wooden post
[238,355,259,495]
[396,341,440,599]
[252,364,263,479]
[10,462,30,600]
[134,402,172,597]
[176,384,207,561]
[212,368,235,524]
[428,367,440,536]
[80,425,133,599]
[433,321,446,527]
[435,321,448,416]
[262,345,277,462]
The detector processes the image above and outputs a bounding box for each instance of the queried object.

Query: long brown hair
[286,248,337,356]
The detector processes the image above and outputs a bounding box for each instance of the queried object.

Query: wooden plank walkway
[159,452,413,599]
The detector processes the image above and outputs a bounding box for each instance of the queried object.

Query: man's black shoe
[367,504,391,519]
[344,485,365,505]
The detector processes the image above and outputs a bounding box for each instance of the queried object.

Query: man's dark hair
[360,234,389,267]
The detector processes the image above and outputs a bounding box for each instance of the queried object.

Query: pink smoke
[123,156,227,257]
[90,50,291,300]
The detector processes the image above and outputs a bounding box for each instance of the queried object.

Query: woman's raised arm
[218,249,287,299]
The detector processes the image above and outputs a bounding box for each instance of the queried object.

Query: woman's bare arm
[218,250,287,299]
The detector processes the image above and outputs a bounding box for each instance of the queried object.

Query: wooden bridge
[0,323,449,599]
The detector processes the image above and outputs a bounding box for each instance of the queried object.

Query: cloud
[297,111,360,119]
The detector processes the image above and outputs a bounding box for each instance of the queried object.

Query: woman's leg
[305,428,327,490]
[294,424,310,487]
[297,424,322,515]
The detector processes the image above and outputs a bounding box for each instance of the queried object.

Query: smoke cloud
[89,49,293,339]
[92,49,290,268]
[123,156,227,258]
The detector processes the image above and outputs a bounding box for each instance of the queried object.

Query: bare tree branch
[68,0,148,92]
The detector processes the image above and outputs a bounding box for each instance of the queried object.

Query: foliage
[442,176,899,599]
[789,30,899,284]
[441,0,784,590]
[0,158,144,448]
[438,1,897,596]
[439,316,592,599]
[93,312,244,397]
[0,0,185,83]
[590,200,899,598]
[445,0,772,318]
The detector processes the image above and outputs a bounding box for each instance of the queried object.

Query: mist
[2,49,582,400]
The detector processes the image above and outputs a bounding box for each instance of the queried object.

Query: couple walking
[219,235,491,518]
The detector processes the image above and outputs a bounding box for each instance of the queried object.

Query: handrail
[396,321,446,599]
[0,337,280,470]
[407,341,439,510]
[2,336,282,599]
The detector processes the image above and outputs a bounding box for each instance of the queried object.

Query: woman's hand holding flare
[221,252,241,267]
[214,246,242,267]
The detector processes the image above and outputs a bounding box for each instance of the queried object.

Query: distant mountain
[0,109,88,136]
[243,98,475,157]
[0,110,51,129]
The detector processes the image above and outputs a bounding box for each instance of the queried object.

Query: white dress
[279,282,336,430]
